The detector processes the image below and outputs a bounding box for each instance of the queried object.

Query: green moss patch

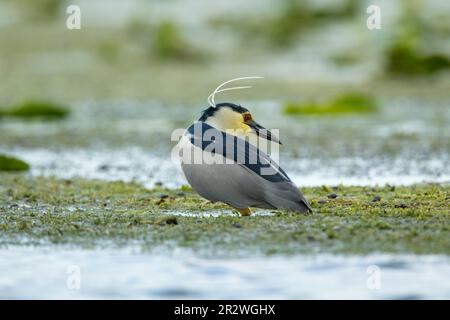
[2,101,69,119]
[1,174,449,255]
[283,93,377,116]
[210,0,358,48]
[152,21,200,61]
[0,155,30,171]
[384,2,450,76]
[386,43,450,76]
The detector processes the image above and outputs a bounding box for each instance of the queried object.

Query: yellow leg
[235,207,252,216]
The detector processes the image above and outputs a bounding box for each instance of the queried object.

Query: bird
[177,77,312,216]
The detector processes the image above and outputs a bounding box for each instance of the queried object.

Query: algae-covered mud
[1,175,449,299]
[1,174,449,255]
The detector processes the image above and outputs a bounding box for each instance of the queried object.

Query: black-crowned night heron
[178,78,312,216]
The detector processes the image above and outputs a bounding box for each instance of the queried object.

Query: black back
[186,121,291,183]
[198,102,249,122]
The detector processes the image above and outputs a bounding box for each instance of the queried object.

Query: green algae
[2,101,69,120]
[0,174,448,255]
[0,155,30,172]
[153,21,186,59]
[152,21,201,61]
[384,1,450,76]
[210,0,358,48]
[283,93,378,116]
[386,43,450,76]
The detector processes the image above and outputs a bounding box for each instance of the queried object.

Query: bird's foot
[235,207,252,217]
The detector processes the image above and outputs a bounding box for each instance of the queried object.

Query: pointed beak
[248,120,282,145]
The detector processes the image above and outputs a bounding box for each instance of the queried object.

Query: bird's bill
[248,120,282,144]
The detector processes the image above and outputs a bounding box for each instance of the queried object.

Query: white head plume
[207,76,264,107]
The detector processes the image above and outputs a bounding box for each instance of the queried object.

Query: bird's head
[198,102,281,144]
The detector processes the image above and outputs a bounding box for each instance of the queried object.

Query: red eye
[244,113,252,122]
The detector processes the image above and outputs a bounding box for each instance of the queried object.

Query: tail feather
[262,181,312,213]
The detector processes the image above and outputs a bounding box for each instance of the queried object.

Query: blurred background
[0,0,449,187]
[1,0,450,300]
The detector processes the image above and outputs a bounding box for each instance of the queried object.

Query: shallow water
[1,246,449,299]
[162,209,275,217]
[2,146,449,188]
[2,96,449,187]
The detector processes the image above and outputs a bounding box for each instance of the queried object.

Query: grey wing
[237,137,313,213]
[182,162,273,209]
[239,164,313,213]
[182,156,312,213]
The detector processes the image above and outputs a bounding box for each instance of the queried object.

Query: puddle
[2,147,449,188]
[162,209,275,217]
[0,246,449,299]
